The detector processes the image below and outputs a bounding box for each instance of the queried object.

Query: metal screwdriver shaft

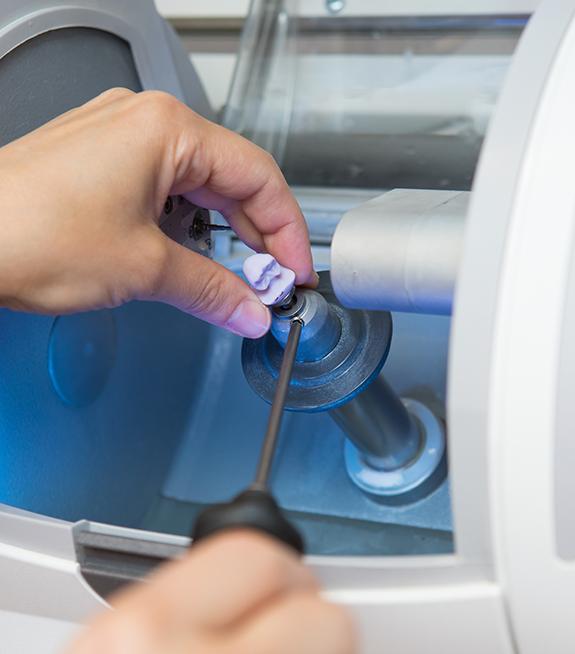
[253,318,303,489]
[190,316,305,553]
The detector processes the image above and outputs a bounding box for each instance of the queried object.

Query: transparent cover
[224,0,527,190]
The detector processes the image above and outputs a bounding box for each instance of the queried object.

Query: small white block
[243,253,296,306]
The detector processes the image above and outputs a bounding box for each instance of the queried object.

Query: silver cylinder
[271,289,341,362]
[330,376,422,469]
[272,287,423,466]
[331,189,468,315]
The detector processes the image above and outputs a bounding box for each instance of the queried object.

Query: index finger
[168,110,316,286]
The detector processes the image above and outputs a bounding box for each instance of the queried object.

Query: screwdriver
[190,318,305,553]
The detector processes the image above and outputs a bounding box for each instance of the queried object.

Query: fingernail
[226,299,271,338]
[301,270,320,287]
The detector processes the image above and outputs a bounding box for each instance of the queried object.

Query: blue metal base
[164,317,453,537]
[344,398,447,503]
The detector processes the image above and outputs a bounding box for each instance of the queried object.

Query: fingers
[233,593,357,654]
[163,108,315,285]
[226,173,317,287]
[139,233,270,337]
[113,531,317,631]
[55,89,316,289]
[65,532,354,654]
[182,188,265,253]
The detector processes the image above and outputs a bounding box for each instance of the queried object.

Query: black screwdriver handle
[191,488,304,553]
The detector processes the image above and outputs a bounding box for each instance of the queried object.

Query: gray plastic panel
[0,27,141,147]
[161,19,215,120]
[0,0,214,118]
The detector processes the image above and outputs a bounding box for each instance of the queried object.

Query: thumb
[148,237,271,338]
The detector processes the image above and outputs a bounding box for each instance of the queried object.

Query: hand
[0,89,317,337]
[65,531,356,654]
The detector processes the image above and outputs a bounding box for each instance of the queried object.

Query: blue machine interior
[0,244,453,555]
[0,266,453,556]
[0,24,453,556]
[0,302,210,527]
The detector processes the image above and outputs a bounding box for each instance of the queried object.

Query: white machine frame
[2,0,575,652]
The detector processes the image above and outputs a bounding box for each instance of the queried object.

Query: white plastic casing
[4,0,575,652]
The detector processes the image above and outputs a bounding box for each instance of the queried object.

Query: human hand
[65,531,355,654]
[0,88,316,337]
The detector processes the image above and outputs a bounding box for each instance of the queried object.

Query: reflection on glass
[225,1,527,190]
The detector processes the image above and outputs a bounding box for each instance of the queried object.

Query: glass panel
[225,1,527,190]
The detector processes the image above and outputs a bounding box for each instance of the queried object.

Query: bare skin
[0,87,317,337]
[0,89,352,652]
[65,532,355,654]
